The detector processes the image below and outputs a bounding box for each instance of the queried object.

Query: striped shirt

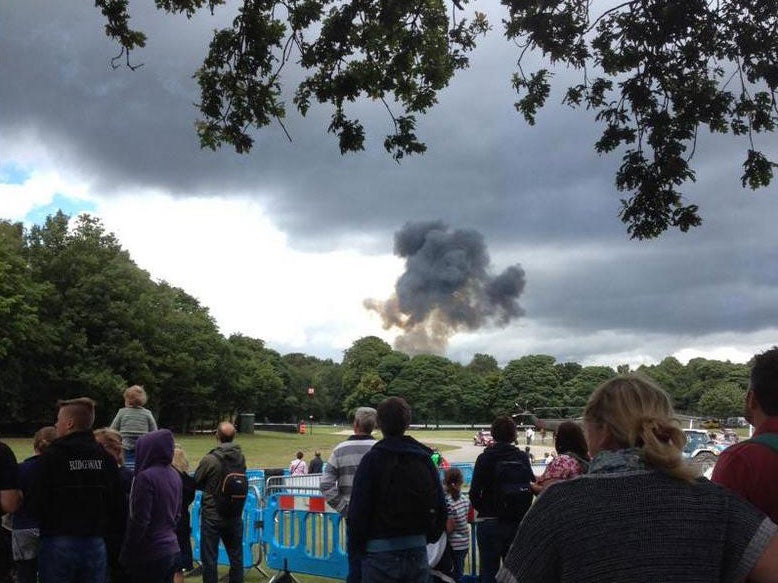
[446,493,470,551]
[110,407,157,451]
[320,434,376,514]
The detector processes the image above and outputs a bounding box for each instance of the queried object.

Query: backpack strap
[749,432,778,453]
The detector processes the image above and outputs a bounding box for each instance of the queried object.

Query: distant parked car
[724,416,748,428]
[473,429,493,446]
[682,429,726,477]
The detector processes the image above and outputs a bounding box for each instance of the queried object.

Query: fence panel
[262,493,349,580]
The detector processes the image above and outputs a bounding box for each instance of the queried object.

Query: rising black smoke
[365,221,526,355]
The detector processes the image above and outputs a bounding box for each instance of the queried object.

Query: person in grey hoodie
[120,429,181,583]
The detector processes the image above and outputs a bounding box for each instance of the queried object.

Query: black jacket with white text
[30,430,123,537]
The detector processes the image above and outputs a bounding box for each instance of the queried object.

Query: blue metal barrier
[439,462,474,486]
[262,493,349,580]
[189,464,488,580]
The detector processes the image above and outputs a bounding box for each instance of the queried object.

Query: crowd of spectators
[3,346,778,583]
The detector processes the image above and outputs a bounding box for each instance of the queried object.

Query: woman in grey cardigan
[110,385,157,471]
[497,374,778,583]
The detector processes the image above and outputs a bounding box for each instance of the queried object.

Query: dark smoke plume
[365,221,526,355]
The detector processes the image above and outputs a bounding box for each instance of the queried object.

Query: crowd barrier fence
[190,460,550,580]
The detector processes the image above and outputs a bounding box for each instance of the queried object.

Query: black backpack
[494,458,534,523]
[374,451,444,542]
[210,449,248,517]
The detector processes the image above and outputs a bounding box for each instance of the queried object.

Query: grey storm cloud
[365,221,526,355]
[3,0,778,365]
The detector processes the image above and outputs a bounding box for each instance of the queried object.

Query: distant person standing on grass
[290,451,307,475]
[110,385,157,471]
[308,451,324,474]
[320,406,377,583]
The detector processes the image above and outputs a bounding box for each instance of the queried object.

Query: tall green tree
[341,336,393,412]
[388,354,462,425]
[0,221,53,423]
[698,382,747,419]
[26,212,158,425]
[343,371,387,416]
[466,353,501,377]
[144,283,226,429]
[560,366,617,412]
[501,354,561,413]
[95,0,778,237]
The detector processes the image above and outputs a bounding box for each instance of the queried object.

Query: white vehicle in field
[682,429,727,476]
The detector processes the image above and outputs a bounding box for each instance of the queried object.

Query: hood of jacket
[372,435,432,457]
[134,429,174,473]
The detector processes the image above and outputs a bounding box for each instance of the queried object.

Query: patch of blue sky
[24,193,97,225]
[0,163,31,185]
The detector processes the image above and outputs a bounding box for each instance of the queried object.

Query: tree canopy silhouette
[95,0,777,238]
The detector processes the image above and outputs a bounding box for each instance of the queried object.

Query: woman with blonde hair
[94,427,133,583]
[171,445,196,583]
[110,385,157,471]
[498,374,778,582]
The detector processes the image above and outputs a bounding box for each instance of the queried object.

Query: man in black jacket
[347,397,447,583]
[30,397,123,583]
[469,416,535,583]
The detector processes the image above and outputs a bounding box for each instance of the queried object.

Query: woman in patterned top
[531,421,589,495]
[498,375,778,583]
[444,467,469,583]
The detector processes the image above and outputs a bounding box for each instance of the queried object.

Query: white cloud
[93,192,403,353]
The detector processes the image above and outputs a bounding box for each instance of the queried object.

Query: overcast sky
[2,1,777,368]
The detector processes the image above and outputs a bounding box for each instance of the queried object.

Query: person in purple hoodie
[120,429,181,583]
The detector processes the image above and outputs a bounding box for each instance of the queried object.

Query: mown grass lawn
[3,427,473,468]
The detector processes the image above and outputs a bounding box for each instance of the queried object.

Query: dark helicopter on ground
[511,406,584,433]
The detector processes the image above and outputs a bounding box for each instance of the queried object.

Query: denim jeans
[451,548,467,583]
[475,520,518,583]
[38,536,107,583]
[200,516,243,583]
[361,546,429,583]
[127,553,177,583]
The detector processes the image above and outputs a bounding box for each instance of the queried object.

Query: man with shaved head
[194,421,247,583]
[30,397,122,583]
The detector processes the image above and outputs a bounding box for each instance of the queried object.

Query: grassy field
[2,427,474,468]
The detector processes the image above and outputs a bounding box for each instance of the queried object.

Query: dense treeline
[0,212,750,432]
